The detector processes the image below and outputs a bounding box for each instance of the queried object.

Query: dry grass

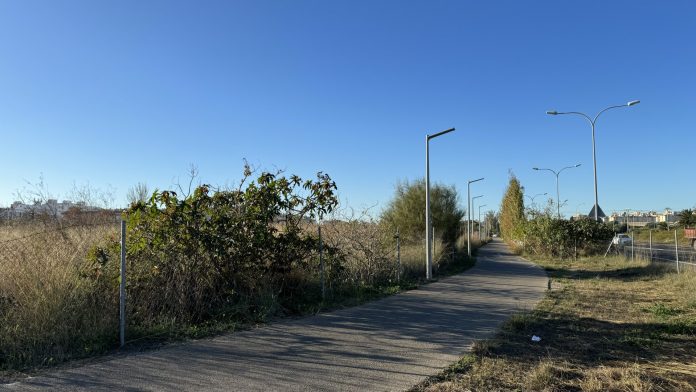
[0,223,119,371]
[1,219,481,377]
[632,228,693,246]
[413,255,696,391]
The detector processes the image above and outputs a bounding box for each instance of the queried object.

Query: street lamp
[478,204,487,241]
[472,195,483,241]
[533,164,581,219]
[524,192,548,214]
[546,100,640,221]
[425,127,455,280]
[467,178,484,257]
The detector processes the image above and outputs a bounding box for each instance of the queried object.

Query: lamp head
[575,164,581,167]
[533,167,539,170]
[627,100,640,106]
[546,110,559,115]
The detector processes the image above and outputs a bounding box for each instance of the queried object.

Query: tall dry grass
[0,223,119,369]
[0,217,480,372]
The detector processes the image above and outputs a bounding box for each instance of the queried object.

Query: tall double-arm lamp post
[425,127,455,280]
[546,100,640,221]
[532,164,581,219]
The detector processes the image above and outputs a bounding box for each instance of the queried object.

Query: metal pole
[574,237,577,261]
[119,219,126,348]
[675,229,680,274]
[432,226,436,261]
[631,231,634,261]
[556,172,561,219]
[425,136,432,279]
[396,228,401,283]
[649,229,653,261]
[591,121,599,221]
[319,225,325,299]
[467,182,471,257]
[478,207,481,242]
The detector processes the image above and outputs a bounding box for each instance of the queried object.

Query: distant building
[606,209,679,228]
[3,200,90,220]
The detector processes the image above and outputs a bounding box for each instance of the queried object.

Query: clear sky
[1,1,694,217]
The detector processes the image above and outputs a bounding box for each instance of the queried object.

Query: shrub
[381,179,464,245]
[87,167,339,326]
[523,214,614,257]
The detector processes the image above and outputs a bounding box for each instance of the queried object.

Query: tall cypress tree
[499,172,526,242]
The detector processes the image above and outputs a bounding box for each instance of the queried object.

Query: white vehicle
[612,233,632,246]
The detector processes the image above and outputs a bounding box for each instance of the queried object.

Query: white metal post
[467,182,471,257]
[119,219,126,348]
[424,128,454,280]
[675,229,680,274]
[425,135,431,280]
[319,225,325,299]
[478,207,481,242]
[396,228,401,283]
[591,121,598,221]
[432,226,436,262]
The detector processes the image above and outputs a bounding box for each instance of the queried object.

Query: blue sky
[1,1,694,217]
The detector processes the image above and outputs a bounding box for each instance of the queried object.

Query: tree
[381,179,464,245]
[499,173,525,242]
[678,209,696,227]
[484,210,499,235]
[127,182,150,206]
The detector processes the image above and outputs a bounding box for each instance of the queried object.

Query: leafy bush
[523,215,614,257]
[380,179,464,245]
[88,167,339,326]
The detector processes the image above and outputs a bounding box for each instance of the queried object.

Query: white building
[3,200,86,219]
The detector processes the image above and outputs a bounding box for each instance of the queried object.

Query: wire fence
[610,229,696,272]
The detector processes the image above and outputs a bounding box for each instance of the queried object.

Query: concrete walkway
[2,239,547,392]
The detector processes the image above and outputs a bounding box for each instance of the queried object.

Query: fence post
[674,229,680,274]
[119,219,126,348]
[631,231,634,261]
[396,228,401,283]
[319,225,325,300]
[649,230,653,261]
[574,237,577,262]
[432,226,436,260]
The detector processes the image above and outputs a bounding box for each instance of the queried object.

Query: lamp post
[425,127,455,280]
[525,192,548,216]
[525,192,548,205]
[547,100,640,221]
[472,195,483,242]
[478,204,487,242]
[467,178,484,257]
[532,164,581,219]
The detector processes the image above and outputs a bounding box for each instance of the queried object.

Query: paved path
[2,239,547,392]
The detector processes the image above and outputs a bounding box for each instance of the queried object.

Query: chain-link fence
[610,230,696,272]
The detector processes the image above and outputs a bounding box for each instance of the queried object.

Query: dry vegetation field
[414,256,696,391]
[0,219,480,377]
[0,223,120,371]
